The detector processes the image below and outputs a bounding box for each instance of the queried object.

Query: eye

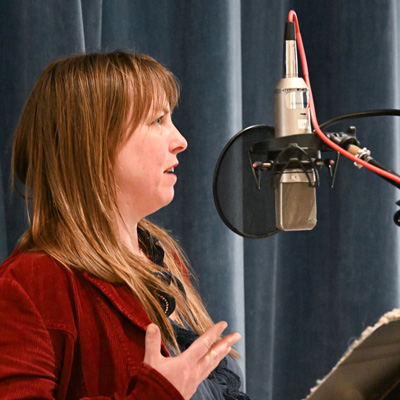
[154,115,164,125]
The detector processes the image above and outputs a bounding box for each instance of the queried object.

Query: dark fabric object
[171,321,250,400]
[138,227,186,317]
[1,2,400,399]
[138,228,166,267]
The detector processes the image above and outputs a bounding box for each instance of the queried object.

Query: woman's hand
[144,322,241,399]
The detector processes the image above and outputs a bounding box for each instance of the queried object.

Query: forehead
[146,90,171,116]
[147,75,177,109]
[149,102,171,117]
[126,65,178,116]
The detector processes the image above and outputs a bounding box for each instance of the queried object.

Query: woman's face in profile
[114,99,187,221]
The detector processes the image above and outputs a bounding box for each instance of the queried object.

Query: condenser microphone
[274,22,317,231]
[213,11,400,239]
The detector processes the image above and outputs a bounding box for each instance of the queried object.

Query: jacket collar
[83,272,151,329]
[82,229,169,354]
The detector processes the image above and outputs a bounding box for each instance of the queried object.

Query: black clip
[394,200,400,227]
[270,144,320,189]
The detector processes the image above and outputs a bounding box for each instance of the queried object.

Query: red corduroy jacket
[0,249,185,400]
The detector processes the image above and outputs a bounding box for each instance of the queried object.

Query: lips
[164,163,178,174]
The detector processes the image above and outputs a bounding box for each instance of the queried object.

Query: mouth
[164,163,178,174]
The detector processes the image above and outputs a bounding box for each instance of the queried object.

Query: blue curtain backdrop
[1,1,400,399]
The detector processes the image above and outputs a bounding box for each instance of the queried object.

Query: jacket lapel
[83,272,170,355]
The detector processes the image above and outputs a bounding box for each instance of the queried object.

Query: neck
[115,196,144,256]
[120,223,140,254]
[114,209,143,256]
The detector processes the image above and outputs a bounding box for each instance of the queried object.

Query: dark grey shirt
[171,320,250,400]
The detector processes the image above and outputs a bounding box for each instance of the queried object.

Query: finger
[203,332,241,363]
[185,321,228,360]
[216,331,242,349]
[197,332,241,381]
[144,323,162,364]
[209,332,241,362]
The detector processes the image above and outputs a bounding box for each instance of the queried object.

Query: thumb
[144,323,162,364]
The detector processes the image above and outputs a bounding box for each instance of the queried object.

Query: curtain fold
[81,0,103,51]
[1,2,400,399]
[0,165,7,262]
[0,0,87,252]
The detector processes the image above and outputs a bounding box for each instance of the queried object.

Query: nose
[170,125,188,154]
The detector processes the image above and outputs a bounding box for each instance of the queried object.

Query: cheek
[115,136,168,188]
[144,143,169,170]
[115,150,142,189]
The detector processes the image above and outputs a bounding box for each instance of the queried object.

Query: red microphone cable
[288,10,400,185]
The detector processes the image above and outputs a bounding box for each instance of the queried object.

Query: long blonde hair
[12,52,214,352]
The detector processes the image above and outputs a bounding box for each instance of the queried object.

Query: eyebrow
[161,105,171,114]
[152,104,171,116]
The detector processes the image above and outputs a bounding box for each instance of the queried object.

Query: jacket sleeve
[0,278,184,400]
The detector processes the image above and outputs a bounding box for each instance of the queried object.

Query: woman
[0,52,248,399]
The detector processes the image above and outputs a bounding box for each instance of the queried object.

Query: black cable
[367,158,400,189]
[319,109,400,130]
[320,109,400,190]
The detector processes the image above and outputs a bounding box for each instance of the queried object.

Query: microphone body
[274,22,317,231]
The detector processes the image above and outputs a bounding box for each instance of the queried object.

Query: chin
[161,193,175,208]
[148,193,175,215]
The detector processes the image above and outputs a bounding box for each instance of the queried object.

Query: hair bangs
[118,53,180,142]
